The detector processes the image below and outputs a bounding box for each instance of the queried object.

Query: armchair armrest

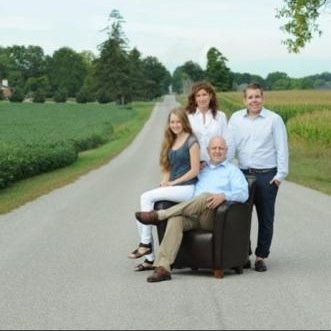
[213,174,256,269]
[213,201,251,269]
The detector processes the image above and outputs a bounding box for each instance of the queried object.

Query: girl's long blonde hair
[159,107,193,172]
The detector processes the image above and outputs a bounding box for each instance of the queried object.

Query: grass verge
[287,139,331,195]
[0,104,153,215]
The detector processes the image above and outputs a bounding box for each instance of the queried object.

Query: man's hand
[206,193,225,209]
[270,178,281,187]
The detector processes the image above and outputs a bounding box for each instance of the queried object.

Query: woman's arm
[160,171,170,187]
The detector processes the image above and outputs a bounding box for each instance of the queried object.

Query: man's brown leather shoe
[147,266,171,282]
[135,211,159,225]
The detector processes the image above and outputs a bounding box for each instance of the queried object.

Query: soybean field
[0,101,151,189]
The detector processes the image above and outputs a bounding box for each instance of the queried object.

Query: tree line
[1,8,330,103]
[172,60,331,94]
[0,10,171,104]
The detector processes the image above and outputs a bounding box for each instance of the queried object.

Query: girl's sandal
[128,242,152,259]
[134,259,155,271]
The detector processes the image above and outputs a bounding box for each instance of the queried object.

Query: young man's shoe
[255,259,267,272]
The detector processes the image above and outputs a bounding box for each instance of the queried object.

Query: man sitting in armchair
[135,136,249,282]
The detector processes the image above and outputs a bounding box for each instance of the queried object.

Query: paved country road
[0,95,330,330]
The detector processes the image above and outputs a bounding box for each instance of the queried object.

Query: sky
[1,0,331,78]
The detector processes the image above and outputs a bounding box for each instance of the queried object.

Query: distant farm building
[1,79,12,99]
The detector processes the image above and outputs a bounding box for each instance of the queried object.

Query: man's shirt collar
[242,107,267,118]
[206,159,228,169]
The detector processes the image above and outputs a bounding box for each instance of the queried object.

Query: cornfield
[287,110,331,145]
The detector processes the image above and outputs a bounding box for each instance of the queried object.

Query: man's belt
[242,167,277,174]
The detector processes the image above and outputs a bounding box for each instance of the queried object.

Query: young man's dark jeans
[243,168,278,258]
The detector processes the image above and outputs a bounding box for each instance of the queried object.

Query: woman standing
[129,107,200,271]
[186,81,227,163]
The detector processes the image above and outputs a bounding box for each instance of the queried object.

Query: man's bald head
[207,136,228,165]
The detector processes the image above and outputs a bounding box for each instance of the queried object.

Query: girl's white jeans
[136,184,195,261]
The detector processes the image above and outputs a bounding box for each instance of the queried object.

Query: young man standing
[226,83,289,272]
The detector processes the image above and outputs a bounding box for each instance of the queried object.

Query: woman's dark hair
[185,81,218,118]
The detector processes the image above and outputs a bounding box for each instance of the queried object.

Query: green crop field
[0,101,152,189]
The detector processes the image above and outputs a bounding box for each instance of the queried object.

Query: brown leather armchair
[154,175,256,279]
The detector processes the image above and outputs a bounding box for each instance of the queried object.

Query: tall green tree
[205,47,232,91]
[276,0,330,53]
[47,47,87,97]
[250,74,267,88]
[0,45,47,91]
[142,56,171,99]
[79,51,97,101]
[172,67,190,94]
[172,61,205,93]
[181,61,205,82]
[0,46,9,80]
[266,71,290,90]
[232,72,266,90]
[25,76,51,97]
[94,9,130,104]
[128,48,146,100]
[24,45,47,78]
